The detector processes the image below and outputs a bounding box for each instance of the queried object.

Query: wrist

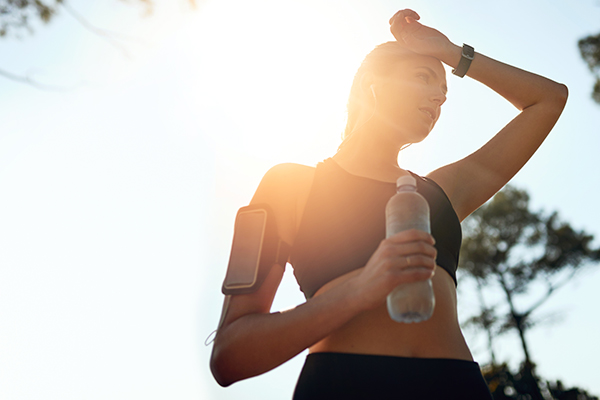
[451,43,475,78]
[343,276,372,314]
[345,274,388,314]
[439,42,462,69]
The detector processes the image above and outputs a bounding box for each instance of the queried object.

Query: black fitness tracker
[452,44,475,78]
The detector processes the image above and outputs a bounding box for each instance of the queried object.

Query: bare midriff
[308,265,474,361]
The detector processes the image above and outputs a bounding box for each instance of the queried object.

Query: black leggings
[293,352,493,400]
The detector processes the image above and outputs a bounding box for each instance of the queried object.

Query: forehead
[393,55,447,82]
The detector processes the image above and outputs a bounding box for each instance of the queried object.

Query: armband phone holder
[221,204,290,295]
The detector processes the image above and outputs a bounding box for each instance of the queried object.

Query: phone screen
[223,209,267,289]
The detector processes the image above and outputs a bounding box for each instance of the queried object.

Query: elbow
[555,83,569,108]
[527,82,568,113]
[210,345,238,387]
[546,82,568,111]
[559,83,569,99]
[211,365,235,388]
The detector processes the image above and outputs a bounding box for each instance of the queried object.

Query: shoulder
[252,163,315,202]
[251,163,316,245]
[260,163,315,185]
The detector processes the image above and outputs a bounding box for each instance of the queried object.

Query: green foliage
[482,363,599,400]
[548,380,599,400]
[461,185,600,399]
[482,363,519,399]
[0,0,155,38]
[483,362,542,400]
[578,32,600,104]
[0,0,63,37]
[461,187,543,288]
[463,306,498,332]
[593,78,600,104]
[579,33,600,74]
[461,186,600,343]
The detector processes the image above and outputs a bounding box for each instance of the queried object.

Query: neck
[333,125,406,177]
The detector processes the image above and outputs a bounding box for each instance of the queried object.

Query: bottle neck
[396,184,417,193]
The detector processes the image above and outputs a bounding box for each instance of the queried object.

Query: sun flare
[193,0,383,169]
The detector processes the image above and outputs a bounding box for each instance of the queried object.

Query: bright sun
[192,0,387,169]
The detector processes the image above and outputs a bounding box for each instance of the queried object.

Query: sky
[1,0,599,399]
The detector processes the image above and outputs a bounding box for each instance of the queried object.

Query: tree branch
[0,66,81,91]
[60,2,145,58]
[524,267,582,317]
[475,276,497,365]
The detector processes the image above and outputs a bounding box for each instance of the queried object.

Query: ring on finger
[406,256,411,266]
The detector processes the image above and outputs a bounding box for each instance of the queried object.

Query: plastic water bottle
[385,175,435,323]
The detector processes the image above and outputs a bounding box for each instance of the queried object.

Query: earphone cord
[204,294,232,346]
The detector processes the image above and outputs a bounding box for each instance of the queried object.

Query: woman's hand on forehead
[389,9,454,60]
[389,9,420,25]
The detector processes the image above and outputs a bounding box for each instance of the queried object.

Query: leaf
[579,32,600,74]
[460,185,600,367]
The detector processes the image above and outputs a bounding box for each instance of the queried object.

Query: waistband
[306,351,481,369]
[294,352,492,400]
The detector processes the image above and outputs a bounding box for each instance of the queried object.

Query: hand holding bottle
[351,227,436,314]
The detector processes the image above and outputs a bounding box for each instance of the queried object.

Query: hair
[338,41,417,151]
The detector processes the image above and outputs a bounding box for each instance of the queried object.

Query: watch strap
[452,44,474,78]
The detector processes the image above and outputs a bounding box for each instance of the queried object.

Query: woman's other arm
[210,164,436,386]
[390,10,568,221]
[210,257,365,386]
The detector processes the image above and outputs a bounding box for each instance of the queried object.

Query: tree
[0,0,156,38]
[480,364,599,400]
[548,380,599,400]
[578,32,600,104]
[460,186,600,399]
[0,0,195,88]
[1,0,63,38]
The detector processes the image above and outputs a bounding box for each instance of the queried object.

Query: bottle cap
[396,175,417,190]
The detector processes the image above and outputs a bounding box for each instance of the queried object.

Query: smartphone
[222,207,268,292]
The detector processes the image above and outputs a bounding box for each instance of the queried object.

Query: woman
[210,9,567,399]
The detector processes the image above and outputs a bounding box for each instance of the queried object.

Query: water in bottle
[385,175,435,323]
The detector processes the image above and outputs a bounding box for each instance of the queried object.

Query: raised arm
[210,164,437,386]
[390,10,568,221]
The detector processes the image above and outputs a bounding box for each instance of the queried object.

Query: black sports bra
[289,158,462,299]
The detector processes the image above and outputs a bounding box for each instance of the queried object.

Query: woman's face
[373,54,447,144]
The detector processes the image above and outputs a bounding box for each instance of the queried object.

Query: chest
[289,175,397,298]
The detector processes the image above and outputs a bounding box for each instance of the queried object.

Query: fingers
[389,9,426,46]
[356,228,437,308]
[380,240,437,261]
[379,252,436,285]
[401,254,436,272]
[378,231,437,273]
[386,229,435,246]
[389,9,420,25]
[395,264,436,284]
